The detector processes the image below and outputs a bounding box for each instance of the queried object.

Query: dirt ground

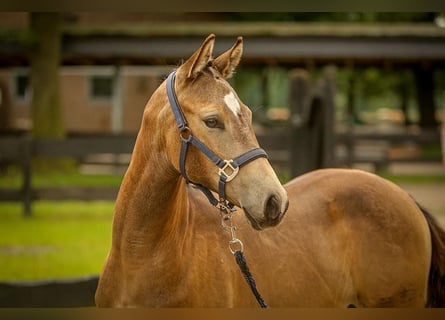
[397,182,445,229]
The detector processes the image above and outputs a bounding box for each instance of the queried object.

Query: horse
[95,34,445,307]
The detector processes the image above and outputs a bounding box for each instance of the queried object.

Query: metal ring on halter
[229,239,244,254]
[179,127,192,142]
[221,214,235,230]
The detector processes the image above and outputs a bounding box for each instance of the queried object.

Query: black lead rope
[234,250,268,308]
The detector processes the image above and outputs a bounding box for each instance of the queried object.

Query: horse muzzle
[244,193,289,230]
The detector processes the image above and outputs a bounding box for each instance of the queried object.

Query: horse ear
[181,34,215,79]
[213,36,243,79]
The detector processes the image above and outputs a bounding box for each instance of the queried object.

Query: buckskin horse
[95,34,445,307]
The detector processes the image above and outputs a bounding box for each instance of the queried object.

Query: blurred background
[0,12,444,306]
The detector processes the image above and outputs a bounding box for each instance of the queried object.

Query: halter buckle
[219,160,239,182]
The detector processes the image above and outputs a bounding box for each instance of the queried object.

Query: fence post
[440,104,445,167]
[21,135,32,217]
[344,71,356,167]
[320,65,337,168]
[112,64,124,134]
[288,66,337,178]
[288,69,312,177]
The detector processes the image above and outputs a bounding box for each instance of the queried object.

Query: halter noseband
[166,70,268,209]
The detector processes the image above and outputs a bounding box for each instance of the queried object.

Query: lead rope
[219,202,268,308]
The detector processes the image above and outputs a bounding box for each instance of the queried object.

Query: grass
[0,167,123,188]
[378,173,445,184]
[0,201,114,281]
[1,166,444,281]
[276,168,445,185]
[0,168,118,281]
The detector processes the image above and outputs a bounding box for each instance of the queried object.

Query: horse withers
[95,34,445,307]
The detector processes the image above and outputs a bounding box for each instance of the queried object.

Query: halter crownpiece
[166,70,269,209]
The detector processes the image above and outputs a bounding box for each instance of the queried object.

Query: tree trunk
[29,12,64,139]
[398,69,412,126]
[0,79,11,131]
[414,65,438,128]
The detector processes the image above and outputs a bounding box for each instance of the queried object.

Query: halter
[166,70,268,210]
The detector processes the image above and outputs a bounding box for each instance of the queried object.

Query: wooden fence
[0,134,136,216]
[0,275,98,307]
[0,133,293,216]
[1,131,441,217]
[287,66,442,174]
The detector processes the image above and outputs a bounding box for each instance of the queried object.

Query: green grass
[276,168,445,185]
[377,173,445,184]
[1,167,444,281]
[0,201,114,281]
[0,167,123,188]
[0,169,118,281]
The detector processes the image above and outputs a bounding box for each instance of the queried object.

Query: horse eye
[204,117,223,129]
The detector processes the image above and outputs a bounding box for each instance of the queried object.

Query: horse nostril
[265,195,281,221]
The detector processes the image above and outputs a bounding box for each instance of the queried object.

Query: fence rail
[0,133,293,216]
[0,135,137,216]
[1,129,442,216]
[0,276,98,307]
[336,129,443,170]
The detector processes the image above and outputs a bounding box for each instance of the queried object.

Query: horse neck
[112,117,191,257]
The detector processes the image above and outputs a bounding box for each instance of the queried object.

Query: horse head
[155,34,289,230]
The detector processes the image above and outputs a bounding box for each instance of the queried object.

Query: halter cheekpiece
[166,70,268,210]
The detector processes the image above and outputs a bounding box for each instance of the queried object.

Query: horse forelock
[178,65,235,101]
[182,60,220,79]
[207,64,222,79]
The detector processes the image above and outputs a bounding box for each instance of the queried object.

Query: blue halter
[166,70,268,209]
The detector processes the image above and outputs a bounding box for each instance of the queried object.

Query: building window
[13,71,31,101]
[90,75,113,100]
